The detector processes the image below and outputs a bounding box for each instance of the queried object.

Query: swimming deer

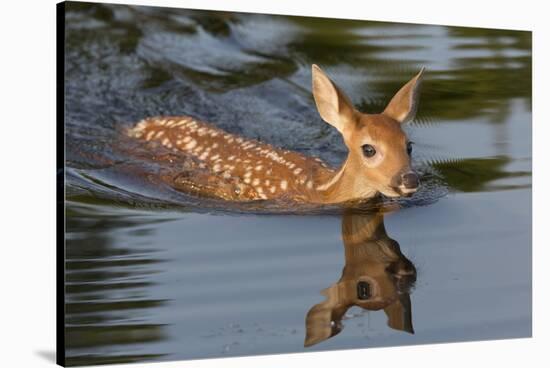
[304,208,416,347]
[127,65,424,204]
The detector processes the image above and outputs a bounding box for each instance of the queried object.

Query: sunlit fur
[332,113,412,200]
[127,116,334,202]
[127,65,424,204]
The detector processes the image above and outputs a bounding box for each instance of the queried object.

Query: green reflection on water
[65,203,169,365]
[432,156,530,192]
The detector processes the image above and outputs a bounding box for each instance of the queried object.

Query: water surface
[63,2,531,366]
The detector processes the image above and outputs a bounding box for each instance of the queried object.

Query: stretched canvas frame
[57,1,532,366]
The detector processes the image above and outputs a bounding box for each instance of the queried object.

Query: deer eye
[357,281,371,300]
[407,141,414,155]
[362,144,376,158]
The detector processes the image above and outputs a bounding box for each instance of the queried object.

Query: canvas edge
[56,1,66,367]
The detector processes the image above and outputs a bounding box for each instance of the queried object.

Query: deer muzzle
[392,171,420,196]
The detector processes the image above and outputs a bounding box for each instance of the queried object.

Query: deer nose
[401,172,419,189]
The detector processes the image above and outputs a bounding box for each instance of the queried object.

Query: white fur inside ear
[383,68,424,124]
[312,65,341,129]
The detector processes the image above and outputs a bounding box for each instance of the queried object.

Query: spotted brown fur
[127,115,334,202]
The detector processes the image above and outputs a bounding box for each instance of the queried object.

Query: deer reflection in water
[305,206,416,347]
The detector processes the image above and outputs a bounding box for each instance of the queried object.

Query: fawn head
[312,64,424,199]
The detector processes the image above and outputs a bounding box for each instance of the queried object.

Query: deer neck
[316,156,377,204]
[341,212,391,263]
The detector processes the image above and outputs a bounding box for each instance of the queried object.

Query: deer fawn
[305,208,416,347]
[127,65,424,204]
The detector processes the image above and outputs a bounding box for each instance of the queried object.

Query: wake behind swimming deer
[127,65,424,204]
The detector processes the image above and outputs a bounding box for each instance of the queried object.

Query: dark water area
[63,2,532,366]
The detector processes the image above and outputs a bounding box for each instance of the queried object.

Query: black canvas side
[56,2,66,367]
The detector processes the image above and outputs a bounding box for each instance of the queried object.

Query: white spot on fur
[280,180,288,190]
[184,139,197,150]
[293,168,302,175]
[135,121,147,131]
[256,187,267,199]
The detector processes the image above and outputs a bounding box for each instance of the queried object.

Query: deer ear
[383,68,425,124]
[383,294,414,334]
[304,285,345,347]
[312,64,355,135]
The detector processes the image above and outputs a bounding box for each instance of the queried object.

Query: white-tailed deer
[304,208,416,347]
[127,65,424,204]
